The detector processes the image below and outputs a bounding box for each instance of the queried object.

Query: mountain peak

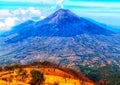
[54,9,73,16]
[56,9,69,13]
[43,9,80,24]
[54,9,69,18]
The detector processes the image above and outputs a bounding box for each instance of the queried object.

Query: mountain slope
[0,9,120,69]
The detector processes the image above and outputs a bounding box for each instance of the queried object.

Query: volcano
[0,9,119,68]
[6,9,113,43]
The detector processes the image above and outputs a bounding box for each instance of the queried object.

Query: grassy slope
[0,66,96,85]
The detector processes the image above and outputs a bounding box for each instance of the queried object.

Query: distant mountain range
[0,9,120,69]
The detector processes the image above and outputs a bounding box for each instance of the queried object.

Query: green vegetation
[107,72,120,85]
[3,66,14,71]
[80,65,102,82]
[1,64,22,71]
[79,65,120,85]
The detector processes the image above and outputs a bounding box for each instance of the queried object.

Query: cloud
[0,10,12,19]
[40,16,46,19]
[0,22,4,29]
[0,7,43,31]
[56,0,64,8]
[28,7,41,17]
[0,17,19,31]
[51,0,64,11]
[12,7,41,20]
[5,17,18,27]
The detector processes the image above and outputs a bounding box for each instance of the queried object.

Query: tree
[3,66,13,71]
[107,72,120,85]
[30,70,44,85]
[0,67,2,71]
[11,64,21,69]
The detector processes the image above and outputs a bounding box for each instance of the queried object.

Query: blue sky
[0,0,120,31]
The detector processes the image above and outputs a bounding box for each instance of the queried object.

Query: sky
[0,0,120,31]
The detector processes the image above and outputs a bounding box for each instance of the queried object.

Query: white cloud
[0,10,12,19]
[12,7,41,19]
[0,22,4,28]
[5,17,18,27]
[51,0,64,11]
[0,7,42,31]
[56,0,64,9]
[0,17,19,31]
[28,7,41,17]
[40,16,46,19]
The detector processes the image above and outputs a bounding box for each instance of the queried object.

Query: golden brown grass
[0,67,96,85]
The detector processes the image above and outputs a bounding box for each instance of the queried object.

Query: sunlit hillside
[0,62,96,85]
